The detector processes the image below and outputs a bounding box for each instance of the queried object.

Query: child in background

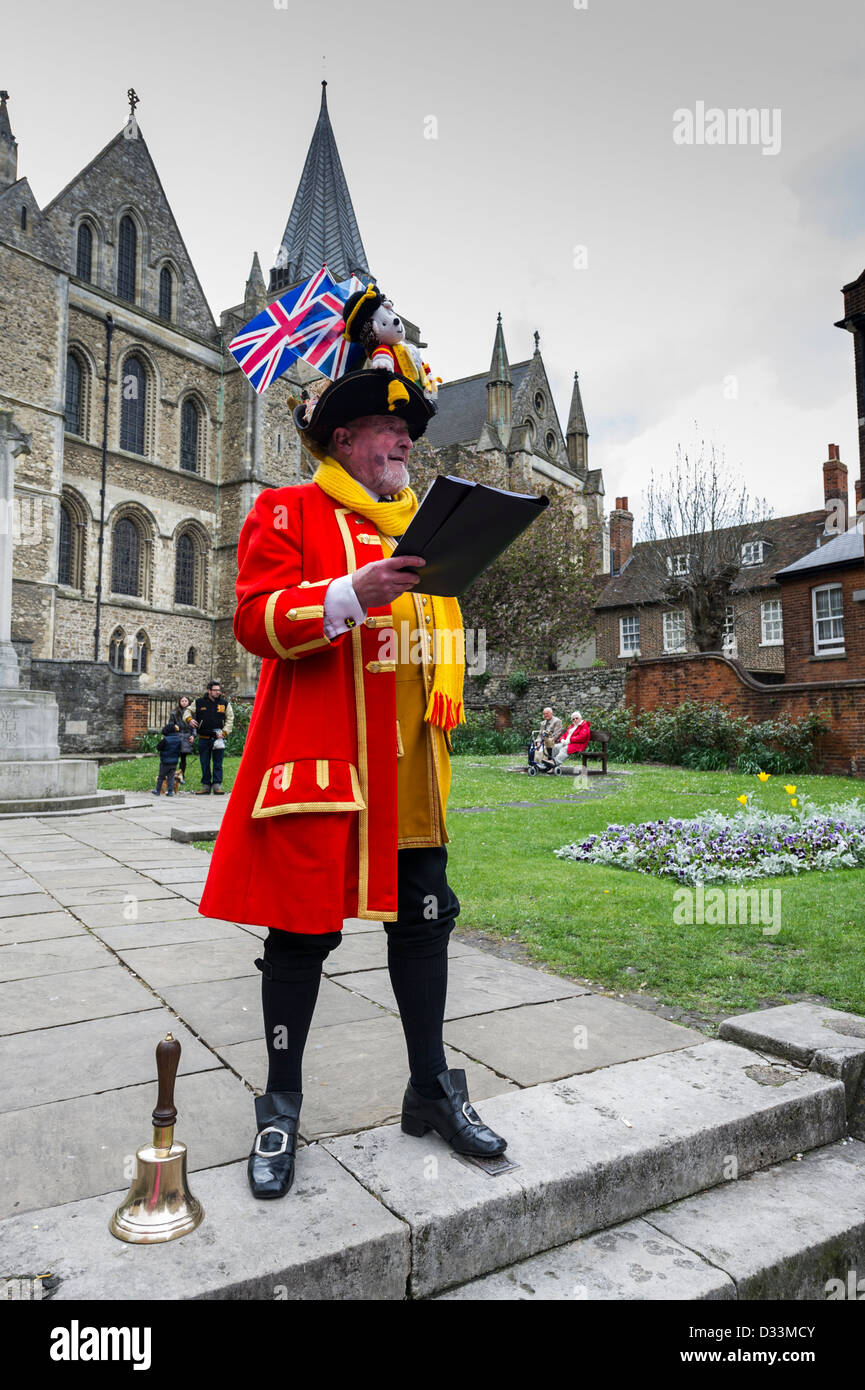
[153,722,182,797]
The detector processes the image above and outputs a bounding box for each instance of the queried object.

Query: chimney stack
[823,443,848,533]
[609,496,633,572]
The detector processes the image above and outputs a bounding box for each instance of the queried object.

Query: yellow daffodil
[758,771,770,783]
[790,797,798,808]
[737,794,748,805]
[784,784,796,795]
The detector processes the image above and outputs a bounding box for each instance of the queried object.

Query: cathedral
[0,83,606,702]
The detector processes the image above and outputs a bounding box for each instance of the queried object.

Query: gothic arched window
[180,399,199,472]
[120,356,146,454]
[117,215,137,302]
[111,516,140,596]
[187,646,196,665]
[76,223,93,281]
[109,627,126,671]
[65,354,82,435]
[175,533,195,605]
[58,504,72,586]
[159,266,173,320]
[133,630,149,674]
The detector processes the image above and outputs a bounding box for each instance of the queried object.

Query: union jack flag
[228,265,368,394]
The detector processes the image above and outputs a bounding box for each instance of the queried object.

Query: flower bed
[555,797,865,885]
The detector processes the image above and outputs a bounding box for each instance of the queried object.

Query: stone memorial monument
[0,411,123,815]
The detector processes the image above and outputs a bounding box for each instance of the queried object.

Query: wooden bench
[581,729,609,776]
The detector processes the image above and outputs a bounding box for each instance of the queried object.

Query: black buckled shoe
[401,1067,507,1156]
[247,1090,302,1199]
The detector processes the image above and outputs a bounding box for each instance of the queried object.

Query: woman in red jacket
[552,710,592,766]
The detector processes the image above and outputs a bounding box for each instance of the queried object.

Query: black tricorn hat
[342,283,384,343]
[292,370,435,456]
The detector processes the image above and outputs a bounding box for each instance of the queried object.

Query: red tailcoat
[198,484,402,935]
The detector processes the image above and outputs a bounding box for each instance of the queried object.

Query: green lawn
[101,753,865,1024]
[445,758,865,1025]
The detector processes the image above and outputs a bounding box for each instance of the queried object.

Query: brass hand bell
[109,1033,204,1244]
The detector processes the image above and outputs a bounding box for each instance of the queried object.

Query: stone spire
[270,81,369,293]
[244,251,267,312]
[0,91,19,192]
[566,370,588,476]
[486,313,512,446]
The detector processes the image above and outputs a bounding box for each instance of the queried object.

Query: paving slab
[325,1040,846,1297]
[0,964,160,1036]
[0,1148,409,1301]
[221,1015,516,1139]
[0,876,41,897]
[0,911,83,946]
[646,1138,865,1300]
[139,867,212,885]
[172,885,208,904]
[43,882,178,908]
[93,917,249,951]
[720,1002,865,1138]
[0,933,112,982]
[338,950,587,1020]
[341,917,381,934]
[443,994,701,1085]
[171,825,219,843]
[0,1010,220,1114]
[70,898,206,929]
[110,936,260,989]
[0,893,58,918]
[433,1217,736,1300]
[0,1067,251,1217]
[159,974,386,1049]
[159,975,266,1046]
[27,866,149,890]
[322,929,451,975]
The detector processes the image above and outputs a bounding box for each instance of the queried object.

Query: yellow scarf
[313,457,466,732]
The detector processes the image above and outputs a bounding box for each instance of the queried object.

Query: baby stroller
[527,729,564,775]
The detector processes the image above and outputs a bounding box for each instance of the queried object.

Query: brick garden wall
[625,653,865,777]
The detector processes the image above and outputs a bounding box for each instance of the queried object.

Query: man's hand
[352,556,425,608]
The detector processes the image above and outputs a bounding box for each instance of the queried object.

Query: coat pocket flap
[252,759,366,818]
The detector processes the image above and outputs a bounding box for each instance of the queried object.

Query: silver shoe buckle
[254,1124,289,1156]
[461,1100,482,1126]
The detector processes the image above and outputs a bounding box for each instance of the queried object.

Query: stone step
[323,1039,846,1297]
[719,1003,865,1139]
[0,1040,847,1301]
[0,1147,409,1301]
[434,1137,865,1300]
[0,791,126,819]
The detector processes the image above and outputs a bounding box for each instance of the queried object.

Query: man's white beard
[379,460,410,495]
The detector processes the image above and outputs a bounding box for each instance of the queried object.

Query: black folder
[389,475,550,596]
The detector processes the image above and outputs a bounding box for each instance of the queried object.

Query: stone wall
[466,667,626,730]
[625,652,865,777]
[29,658,139,753]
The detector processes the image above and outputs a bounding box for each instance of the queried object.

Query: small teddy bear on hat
[342,284,441,402]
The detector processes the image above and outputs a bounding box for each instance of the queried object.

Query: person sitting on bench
[552,711,592,766]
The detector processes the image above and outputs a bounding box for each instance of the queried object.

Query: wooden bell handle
[152,1033,181,1128]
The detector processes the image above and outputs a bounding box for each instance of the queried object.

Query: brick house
[770,265,865,682]
[593,445,854,681]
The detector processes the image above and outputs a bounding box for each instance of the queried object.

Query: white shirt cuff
[323,573,367,638]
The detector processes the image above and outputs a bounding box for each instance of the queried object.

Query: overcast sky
[5,0,864,523]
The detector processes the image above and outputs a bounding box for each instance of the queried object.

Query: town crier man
[199,368,507,1199]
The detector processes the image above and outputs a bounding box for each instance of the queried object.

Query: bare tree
[639,437,772,651]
